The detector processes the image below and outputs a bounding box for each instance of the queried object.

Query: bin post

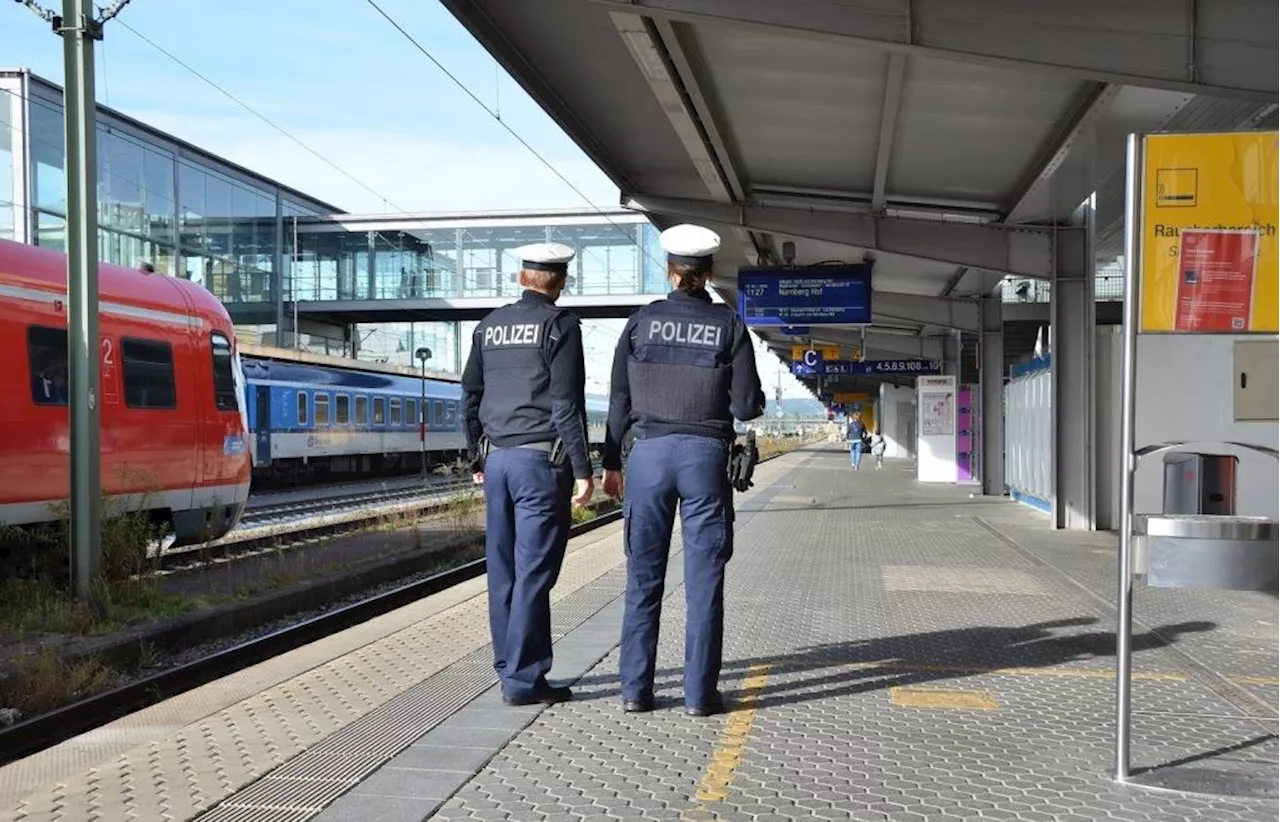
[1113,132,1141,782]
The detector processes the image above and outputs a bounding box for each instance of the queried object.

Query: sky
[0,0,814,399]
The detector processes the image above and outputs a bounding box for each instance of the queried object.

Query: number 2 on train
[101,337,120,405]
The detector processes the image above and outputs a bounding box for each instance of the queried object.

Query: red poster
[1174,229,1260,332]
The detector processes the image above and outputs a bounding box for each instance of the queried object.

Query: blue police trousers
[484,446,574,699]
[620,434,734,708]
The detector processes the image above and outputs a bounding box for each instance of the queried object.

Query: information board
[738,265,872,327]
[791,358,942,377]
[1141,131,1278,333]
[916,375,957,483]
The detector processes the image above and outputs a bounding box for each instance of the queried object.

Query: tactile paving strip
[195,564,634,820]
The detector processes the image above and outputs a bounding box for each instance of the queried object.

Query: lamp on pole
[415,347,432,476]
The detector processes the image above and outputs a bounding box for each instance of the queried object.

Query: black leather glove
[727,431,758,492]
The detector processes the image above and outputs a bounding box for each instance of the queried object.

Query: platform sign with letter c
[792,344,841,364]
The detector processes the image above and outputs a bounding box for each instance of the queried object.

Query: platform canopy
[439,0,1277,391]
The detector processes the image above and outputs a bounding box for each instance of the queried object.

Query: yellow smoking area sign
[1154,167,1198,207]
[1140,131,1278,333]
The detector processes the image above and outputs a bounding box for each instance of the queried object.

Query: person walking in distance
[601,224,766,717]
[461,243,595,707]
[846,411,867,469]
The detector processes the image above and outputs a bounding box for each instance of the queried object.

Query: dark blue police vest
[627,292,737,440]
[475,296,566,446]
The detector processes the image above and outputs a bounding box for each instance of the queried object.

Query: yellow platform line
[689,663,772,811]
[1230,675,1280,686]
[843,660,1188,682]
[890,686,998,711]
[845,661,1278,690]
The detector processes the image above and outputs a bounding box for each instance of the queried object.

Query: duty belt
[492,440,554,453]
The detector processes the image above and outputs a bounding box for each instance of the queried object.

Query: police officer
[462,242,595,707]
[601,224,766,716]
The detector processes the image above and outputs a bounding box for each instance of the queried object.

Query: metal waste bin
[1136,513,1278,591]
[1162,453,1237,515]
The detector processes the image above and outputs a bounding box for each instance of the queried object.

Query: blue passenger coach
[239,350,607,486]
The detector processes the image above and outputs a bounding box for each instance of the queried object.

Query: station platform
[3,445,1276,822]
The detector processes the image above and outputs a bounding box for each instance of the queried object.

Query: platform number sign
[101,337,119,405]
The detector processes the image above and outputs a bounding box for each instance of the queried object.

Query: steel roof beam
[624,193,1061,278]
[610,12,733,204]
[585,0,1278,101]
[873,292,980,333]
[648,17,746,203]
[611,12,772,264]
[939,266,968,297]
[1004,83,1119,224]
[871,53,907,213]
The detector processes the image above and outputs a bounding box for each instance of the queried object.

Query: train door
[254,386,272,467]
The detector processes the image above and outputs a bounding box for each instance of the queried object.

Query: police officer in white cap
[462,242,595,706]
[601,224,765,716]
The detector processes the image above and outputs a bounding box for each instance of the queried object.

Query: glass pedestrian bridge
[281,209,672,371]
[287,209,669,315]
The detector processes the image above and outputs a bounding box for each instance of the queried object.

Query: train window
[336,394,350,425]
[433,400,444,426]
[122,338,176,410]
[28,325,69,406]
[406,399,417,427]
[210,333,238,411]
[373,397,385,425]
[297,392,308,425]
[355,395,368,424]
[315,393,330,426]
[445,401,457,427]
[390,398,402,426]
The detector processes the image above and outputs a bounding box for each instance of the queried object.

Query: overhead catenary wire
[112,18,405,213]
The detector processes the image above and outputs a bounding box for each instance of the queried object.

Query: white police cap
[514,242,575,274]
[659,224,721,266]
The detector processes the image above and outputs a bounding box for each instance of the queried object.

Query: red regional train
[0,239,251,546]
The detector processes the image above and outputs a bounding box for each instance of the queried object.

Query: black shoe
[623,696,655,713]
[502,685,572,706]
[686,693,725,717]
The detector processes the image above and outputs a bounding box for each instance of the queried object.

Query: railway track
[160,464,603,572]
[237,477,474,529]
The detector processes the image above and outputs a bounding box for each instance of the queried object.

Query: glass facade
[354,321,464,374]
[2,71,335,334]
[0,82,14,242]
